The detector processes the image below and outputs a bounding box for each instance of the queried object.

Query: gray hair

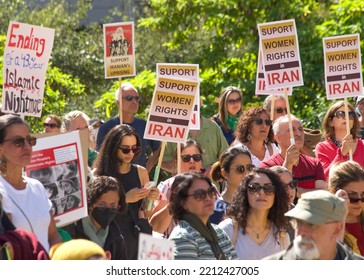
[272,114,300,134]
[62,110,90,132]
[114,82,138,101]
[263,95,285,112]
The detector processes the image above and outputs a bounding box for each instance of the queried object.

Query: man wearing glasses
[265,190,363,260]
[96,83,160,172]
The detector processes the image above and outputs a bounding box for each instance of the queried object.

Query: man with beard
[265,190,363,260]
[260,115,327,199]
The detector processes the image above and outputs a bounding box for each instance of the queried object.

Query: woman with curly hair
[218,167,289,259]
[232,107,278,167]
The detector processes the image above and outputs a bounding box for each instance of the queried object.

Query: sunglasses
[333,110,356,120]
[123,95,140,102]
[187,187,216,201]
[181,154,202,163]
[3,135,37,148]
[95,205,121,213]
[248,183,275,195]
[235,164,255,174]
[226,97,242,105]
[285,180,298,190]
[274,107,288,114]
[348,192,364,203]
[118,145,141,154]
[43,123,59,129]
[254,118,272,126]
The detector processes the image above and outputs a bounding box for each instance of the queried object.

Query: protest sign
[26,130,88,226]
[144,76,198,143]
[103,22,135,78]
[2,21,54,117]
[258,19,303,89]
[157,63,200,129]
[138,233,174,260]
[323,34,362,99]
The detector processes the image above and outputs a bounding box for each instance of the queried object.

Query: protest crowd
[1,19,364,261]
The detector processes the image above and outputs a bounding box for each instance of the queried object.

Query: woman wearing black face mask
[62,176,128,260]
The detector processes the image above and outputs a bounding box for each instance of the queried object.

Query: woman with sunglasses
[149,139,205,238]
[329,161,364,255]
[209,146,253,224]
[43,114,61,134]
[0,115,62,252]
[232,106,279,167]
[211,86,243,145]
[63,176,127,259]
[316,100,364,180]
[168,172,237,259]
[92,124,159,259]
[218,168,289,259]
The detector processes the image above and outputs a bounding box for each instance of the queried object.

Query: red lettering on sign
[328,81,360,95]
[267,69,300,85]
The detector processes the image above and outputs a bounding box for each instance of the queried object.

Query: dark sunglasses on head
[333,110,356,120]
[181,154,202,163]
[3,135,37,148]
[226,97,242,105]
[123,95,140,102]
[248,183,275,195]
[274,107,288,114]
[285,180,298,190]
[43,123,59,129]
[118,145,141,154]
[95,205,121,213]
[235,164,255,174]
[254,118,272,126]
[187,187,216,201]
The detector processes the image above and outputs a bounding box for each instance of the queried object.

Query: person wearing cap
[96,83,160,172]
[50,239,108,260]
[355,96,364,139]
[265,190,363,260]
[315,100,364,181]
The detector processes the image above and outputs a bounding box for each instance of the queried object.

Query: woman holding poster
[0,115,61,252]
[92,124,160,259]
[316,100,364,180]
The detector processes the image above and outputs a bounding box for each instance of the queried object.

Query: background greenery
[1,0,363,132]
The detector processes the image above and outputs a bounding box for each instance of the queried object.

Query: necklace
[248,222,270,239]
[330,137,342,147]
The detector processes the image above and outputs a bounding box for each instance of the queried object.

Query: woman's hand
[146,187,160,201]
[125,187,149,203]
[341,133,356,157]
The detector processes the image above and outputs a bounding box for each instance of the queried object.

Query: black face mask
[91,207,118,229]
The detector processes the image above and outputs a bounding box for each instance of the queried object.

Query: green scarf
[227,114,239,131]
[181,212,226,260]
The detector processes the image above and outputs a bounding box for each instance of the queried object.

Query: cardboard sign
[255,44,292,95]
[2,21,55,117]
[103,22,135,78]
[144,76,198,143]
[157,63,200,129]
[258,19,303,89]
[138,233,174,260]
[26,130,88,226]
[323,34,362,99]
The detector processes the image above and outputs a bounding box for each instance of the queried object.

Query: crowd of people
[0,82,363,260]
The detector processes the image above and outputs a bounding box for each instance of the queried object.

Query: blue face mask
[91,207,118,229]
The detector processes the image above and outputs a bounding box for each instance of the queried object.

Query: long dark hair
[0,115,29,143]
[93,124,141,177]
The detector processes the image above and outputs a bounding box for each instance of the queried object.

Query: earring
[247,133,252,141]
[0,157,7,177]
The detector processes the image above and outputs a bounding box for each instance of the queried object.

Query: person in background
[62,176,128,260]
[168,172,237,260]
[211,86,243,145]
[50,239,108,260]
[355,96,364,139]
[328,161,364,255]
[265,190,363,260]
[315,100,364,180]
[300,128,322,157]
[43,114,61,134]
[0,115,61,252]
[209,146,253,224]
[96,83,160,172]
[89,118,104,151]
[62,110,98,168]
[263,95,287,122]
[218,168,290,259]
[232,107,279,167]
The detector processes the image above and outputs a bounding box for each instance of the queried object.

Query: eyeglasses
[348,191,364,203]
[285,180,298,190]
[235,164,255,174]
[3,135,37,148]
[274,107,288,114]
[186,187,216,201]
[333,110,356,120]
[43,123,59,129]
[248,183,275,195]
[226,97,242,105]
[181,154,202,163]
[123,95,140,102]
[94,205,121,213]
[118,145,141,154]
[254,118,272,126]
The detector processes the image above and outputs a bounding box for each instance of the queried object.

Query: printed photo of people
[60,192,81,213]
[28,166,57,185]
